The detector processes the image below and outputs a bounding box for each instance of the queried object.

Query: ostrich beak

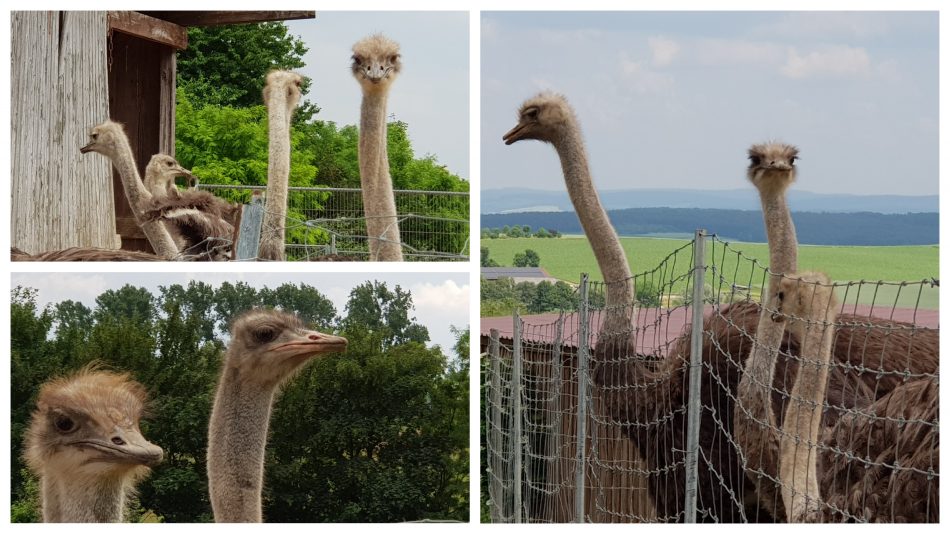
[273,330,348,357]
[79,142,95,154]
[71,428,164,467]
[503,122,529,145]
[174,166,197,186]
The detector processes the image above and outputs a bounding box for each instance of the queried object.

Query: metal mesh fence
[483,231,939,523]
[196,184,469,261]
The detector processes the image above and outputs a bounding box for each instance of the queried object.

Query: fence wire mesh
[483,232,939,523]
[197,184,469,261]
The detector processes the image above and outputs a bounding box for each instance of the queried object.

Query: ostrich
[79,121,180,260]
[207,309,347,522]
[11,246,163,261]
[258,70,303,262]
[503,93,635,346]
[586,142,939,521]
[352,34,404,261]
[733,142,800,518]
[141,155,237,261]
[143,154,196,199]
[771,273,838,522]
[24,367,164,522]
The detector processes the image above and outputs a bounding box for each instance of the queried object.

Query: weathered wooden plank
[107,11,187,50]
[158,50,176,156]
[235,193,265,260]
[140,11,315,27]
[11,11,117,253]
[115,217,147,240]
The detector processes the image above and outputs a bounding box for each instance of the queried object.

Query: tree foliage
[10,282,468,522]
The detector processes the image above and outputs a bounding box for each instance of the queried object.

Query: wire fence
[196,184,469,261]
[483,230,939,523]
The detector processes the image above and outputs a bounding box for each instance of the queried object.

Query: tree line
[482,208,939,246]
[11,281,469,522]
[175,23,469,256]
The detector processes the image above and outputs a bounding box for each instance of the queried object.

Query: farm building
[10,10,313,255]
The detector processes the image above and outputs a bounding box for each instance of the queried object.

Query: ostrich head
[263,70,304,113]
[79,121,129,158]
[224,309,348,388]
[351,34,402,93]
[24,368,163,481]
[747,142,799,196]
[770,271,837,337]
[503,92,577,146]
[146,154,196,189]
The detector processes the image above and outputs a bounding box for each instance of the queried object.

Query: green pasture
[482,237,939,310]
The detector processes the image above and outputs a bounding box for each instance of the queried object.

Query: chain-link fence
[196,184,469,261]
[483,230,939,523]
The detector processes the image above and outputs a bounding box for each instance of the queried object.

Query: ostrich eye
[54,414,76,433]
[351,55,362,65]
[789,156,797,165]
[253,327,278,344]
[90,133,98,140]
[166,161,173,167]
[524,108,539,120]
[748,155,761,167]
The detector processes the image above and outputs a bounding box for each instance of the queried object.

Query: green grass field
[483,236,940,309]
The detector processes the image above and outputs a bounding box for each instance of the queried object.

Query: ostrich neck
[207,367,276,522]
[111,142,179,259]
[552,127,633,325]
[359,89,403,261]
[259,91,292,261]
[41,473,127,522]
[760,193,797,276]
[780,307,838,521]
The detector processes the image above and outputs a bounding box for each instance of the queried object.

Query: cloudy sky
[482,11,938,196]
[287,12,469,180]
[12,272,470,353]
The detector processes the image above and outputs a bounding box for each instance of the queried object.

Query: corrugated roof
[481,266,551,280]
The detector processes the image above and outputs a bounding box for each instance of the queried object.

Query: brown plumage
[11,246,162,261]
[142,190,238,261]
[594,300,938,522]
[24,366,163,522]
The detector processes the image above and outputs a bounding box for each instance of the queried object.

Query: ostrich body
[734,142,800,518]
[141,155,236,261]
[504,93,634,339]
[12,246,162,261]
[259,70,303,261]
[207,309,347,522]
[352,34,404,261]
[24,368,163,522]
[79,121,179,260]
[772,273,838,522]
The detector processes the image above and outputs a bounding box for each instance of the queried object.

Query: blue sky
[287,12,470,180]
[12,272,470,354]
[482,11,938,196]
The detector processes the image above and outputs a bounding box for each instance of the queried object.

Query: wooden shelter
[10,10,313,254]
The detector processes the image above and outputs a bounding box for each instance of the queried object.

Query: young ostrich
[733,142,800,518]
[207,309,347,522]
[771,273,838,522]
[79,121,180,260]
[24,368,164,522]
[503,93,635,348]
[352,34,404,261]
[143,154,196,199]
[258,70,303,261]
[141,155,237,261]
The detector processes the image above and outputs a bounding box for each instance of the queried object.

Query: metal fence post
[683,230,706,522]
[574,274,590,523]
[512,311,523,523]
[488,329,503,523]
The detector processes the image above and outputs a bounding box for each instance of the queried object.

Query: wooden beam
[108,11,188,50]
[140,11,315,27]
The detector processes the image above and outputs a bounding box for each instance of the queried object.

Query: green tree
[481,246,499,267]
[513,249,540,267]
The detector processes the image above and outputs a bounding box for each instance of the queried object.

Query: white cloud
[619,56,674,94]
[13,273,111,309]
[780,45,871,79]
[752,12,891,40]
[694,38,784,66]
[648,36,679,67]
[411,280,470,317]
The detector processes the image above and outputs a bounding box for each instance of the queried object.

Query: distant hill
[482,187,939,215]
[482,208,939,246]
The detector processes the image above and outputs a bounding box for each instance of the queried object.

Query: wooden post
[235,194,265,260]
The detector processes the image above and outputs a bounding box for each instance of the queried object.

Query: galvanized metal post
[488,329,503,523]
[683,229,706,522]
[512,312,523,523]
[574,274,590,523]
[235,193,265,260]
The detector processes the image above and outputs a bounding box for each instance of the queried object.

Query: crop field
[482,236,940,309]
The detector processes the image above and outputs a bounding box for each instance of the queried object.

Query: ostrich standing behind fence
[352,34,404,261]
